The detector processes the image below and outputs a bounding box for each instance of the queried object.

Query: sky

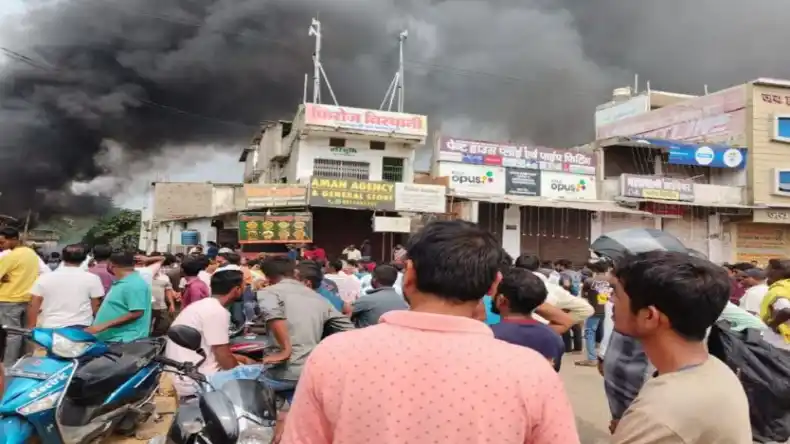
[0,0,243,210]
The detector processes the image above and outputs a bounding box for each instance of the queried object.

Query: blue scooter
[0,325,166,444]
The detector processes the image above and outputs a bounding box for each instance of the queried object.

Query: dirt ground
[106,375,177,443]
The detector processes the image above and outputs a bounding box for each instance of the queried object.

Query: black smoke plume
[2,0,790,220]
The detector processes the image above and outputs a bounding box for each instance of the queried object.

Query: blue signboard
[636,138,746,169]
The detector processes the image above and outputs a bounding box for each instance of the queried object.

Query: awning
[450,192,650,215]
[615,197,760,209]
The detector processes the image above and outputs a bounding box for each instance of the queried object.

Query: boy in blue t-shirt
[490,267,564,371]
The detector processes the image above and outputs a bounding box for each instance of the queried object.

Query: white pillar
[501,205,521,259]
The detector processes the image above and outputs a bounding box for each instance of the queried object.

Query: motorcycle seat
[66,338,164,405]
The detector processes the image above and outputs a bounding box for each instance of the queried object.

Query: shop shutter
[663,213,709,258]
[601,212,656,234]
[521,207,591,266]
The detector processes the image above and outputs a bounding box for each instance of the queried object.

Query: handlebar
[154,355,207,384]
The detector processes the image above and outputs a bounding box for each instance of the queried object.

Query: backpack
[707,322,790,443]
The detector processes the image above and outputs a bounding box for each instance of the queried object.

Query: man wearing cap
[740,268,769,316]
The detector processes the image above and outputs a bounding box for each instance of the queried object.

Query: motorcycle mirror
[199,391,239,443]
[167,325,202,351]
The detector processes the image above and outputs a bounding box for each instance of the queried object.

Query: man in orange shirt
[282,220,579,444]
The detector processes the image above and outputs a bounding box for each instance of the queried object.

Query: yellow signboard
[309,177,395,210]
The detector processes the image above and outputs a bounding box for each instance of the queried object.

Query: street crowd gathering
[0,221,789,443]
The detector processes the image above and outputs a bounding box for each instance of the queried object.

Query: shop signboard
[620,174,694,202]
[238,212,313,244]
[244,184,308,208]
[394,183,446,213]
[596,86,747,143]
[437,136,596,175]
[753,208,790,224]
[635,138,746,169]
[438,163,506,195]
[304,104,427,139]
[309,177,395,210]
[539,172,597,200]
[505,169,541,197]
[595,94,651,133]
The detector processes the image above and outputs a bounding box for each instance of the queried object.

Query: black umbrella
[591,228,689,262]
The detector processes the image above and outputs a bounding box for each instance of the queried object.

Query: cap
[215,264,243,273]
[218,247,234,254]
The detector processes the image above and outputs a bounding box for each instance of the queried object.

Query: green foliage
[82,209,141,250]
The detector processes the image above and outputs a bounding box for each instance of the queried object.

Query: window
[313,158,369,180]
[774,115,790,143]
[329,137,346,147]
[382,157,405,182]
[370,141,385,150]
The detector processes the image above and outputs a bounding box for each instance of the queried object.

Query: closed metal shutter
[601,212,656,233]
[663,212,709,257]
[520,207,591,266]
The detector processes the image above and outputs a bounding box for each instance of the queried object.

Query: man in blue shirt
[490,267,564,371]
[298,261,345,312]
[86,250,152,342]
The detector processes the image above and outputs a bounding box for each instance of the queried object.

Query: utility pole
[397,30,408,112]
[309,18,322,104]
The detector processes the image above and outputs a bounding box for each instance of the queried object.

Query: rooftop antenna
[704,84,709,95]
[308,18,339,105]
[380,30,408,112]
[634,73,639,95]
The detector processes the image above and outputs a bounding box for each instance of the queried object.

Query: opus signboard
[539,172,597,200]
[438,163,506,195]
[619,174,695,202]
[438,137,596,175]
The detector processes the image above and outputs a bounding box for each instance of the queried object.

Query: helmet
[590,228,689,263]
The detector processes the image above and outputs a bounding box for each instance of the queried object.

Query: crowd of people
[0,221,789,443]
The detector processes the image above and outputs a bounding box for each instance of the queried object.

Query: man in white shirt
[739,268,769,315]
[325,259,362,303]
[26,244,104,329]
[515,254,593,324]
[342,245,362,261]
[165,268,252,397]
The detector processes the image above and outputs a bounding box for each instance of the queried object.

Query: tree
[82,209,141,250]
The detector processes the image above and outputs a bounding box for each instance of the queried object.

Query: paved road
[559,354,613,444]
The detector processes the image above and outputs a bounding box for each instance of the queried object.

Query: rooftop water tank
[181,230,200,246]
[613,87,632,103]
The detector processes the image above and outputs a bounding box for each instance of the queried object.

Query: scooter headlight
[51,333,91,358]
[17,391,62,415]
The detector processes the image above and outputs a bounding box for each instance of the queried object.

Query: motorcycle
[0,325,165,444]
[149,325,279,444]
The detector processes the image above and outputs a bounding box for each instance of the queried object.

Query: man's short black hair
[556,259,573,269]
[346,259,358,267]
[406,220,502,303]
[109,250,136,268]
[297,262,323,290]
[211,270,244,295]
[92,244,113,261]
[50,252,61,259]
[219,252,241,265]
[588,259,610,274]
[262,256,296,279]
[768,258,790,281]
[0,227,20,240]
[500,250,513,270]
[498,267,548,314]
[181,256,206,277]
[163,253,177,267]
[373,264,398,287]
[327,259,343,273]
[515,254,540,271]
[731,262,754,272]
[62,244,88,264]
[615,251,730,342]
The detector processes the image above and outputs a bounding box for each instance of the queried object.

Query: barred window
[382,157,404,182]
[313,158,370,180]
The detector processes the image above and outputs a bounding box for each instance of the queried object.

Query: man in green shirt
[86,250,152,342]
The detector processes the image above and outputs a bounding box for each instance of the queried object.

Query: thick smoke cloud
[2,0,790,220]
